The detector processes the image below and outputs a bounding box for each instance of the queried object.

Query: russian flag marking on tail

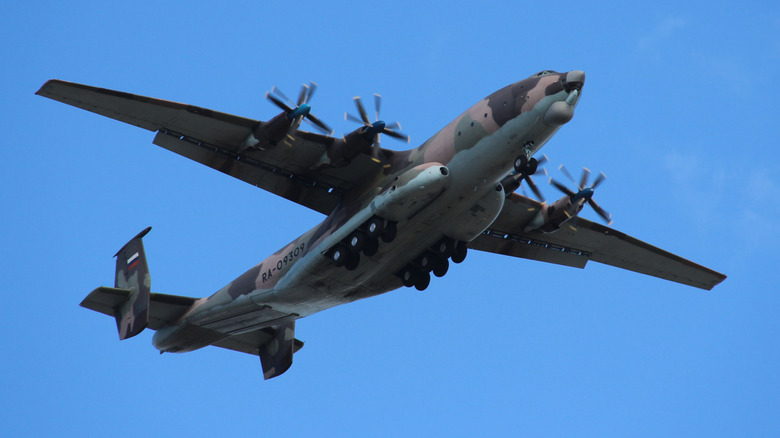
[127,252,140,270]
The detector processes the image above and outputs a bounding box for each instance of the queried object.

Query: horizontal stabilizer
[81,287,197,331]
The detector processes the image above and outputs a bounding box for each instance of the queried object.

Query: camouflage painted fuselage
[152,70,585,353]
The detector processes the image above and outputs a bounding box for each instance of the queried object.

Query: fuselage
[153,70,585,353]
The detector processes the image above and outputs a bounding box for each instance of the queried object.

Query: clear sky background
[2,1,778,436]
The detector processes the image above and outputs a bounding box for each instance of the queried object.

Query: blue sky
[2,1,779,436]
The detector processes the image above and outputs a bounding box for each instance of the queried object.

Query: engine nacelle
[323,129,374,167]
[241,112,294,151]
[523,194,585,233]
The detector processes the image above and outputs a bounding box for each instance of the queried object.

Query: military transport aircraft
[36,70,726,379]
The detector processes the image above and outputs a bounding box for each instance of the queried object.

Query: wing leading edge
[470,193,726,290]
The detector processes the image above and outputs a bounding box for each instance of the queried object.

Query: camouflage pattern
[146,70,587,359]
[37,69,725,379]
[113,226,152,340]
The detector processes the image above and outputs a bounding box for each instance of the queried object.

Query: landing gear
[332,244,361,270]
[432,257,449,277]
[414,272,430,291]
[397,238,465,289]
[331,244,348,267]
[347,231,367,253]
[513,155,527,173]
[451,241,468,264]
[344,253,360,271]
[400,266,418,287]
[329,216,394,272]
[366,217,385,239]
[381,220,397,243]
[513,155,538,175]
[363,238,379,257]
[432,237,455,258]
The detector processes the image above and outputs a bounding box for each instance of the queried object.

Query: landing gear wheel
[400,266,417,287]
[331,245,348,267]
[513,155,528,173]
[417,253,434,271]
[344,252,360,271]
[527,157,538,175]
[366,217,385,239]
[433,237,455,257]
[348,231,367,253]
[432,257,449,278]
[381,221,397,243]
[414,271,431,291]
[363,237,379,257]
[451,241,468,264]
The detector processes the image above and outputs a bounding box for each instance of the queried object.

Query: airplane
[36,70,726,379]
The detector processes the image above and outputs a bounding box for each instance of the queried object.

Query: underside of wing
[37,80,384,215]
[470,193,726,290]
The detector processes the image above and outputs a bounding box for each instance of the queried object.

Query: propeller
[266,82,332,135]
[345,93,409,162]
[550,165,612,224]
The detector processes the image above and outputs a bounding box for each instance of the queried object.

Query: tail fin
[112,227,152,340]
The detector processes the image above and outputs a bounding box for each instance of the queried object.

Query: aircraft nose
[564,70,585,92]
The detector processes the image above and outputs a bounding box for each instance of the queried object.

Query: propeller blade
[382,128,410,143]
[345,112,365,125]
[386,121,401,130]
[266,92,293,113]
[550,178,576,197]
[588,198,612,224]
[536,154,548,166]
[305,113,332,134]
[289,116,303,134]
[559,165,578,189]
[305,82,318,104]
[524,175,545,202]
[270,86,291,104]
[354,97,371,125]
[297,84,308,107]
[591,171,607,189]
[374,93,381,122]
[579,167,591,191]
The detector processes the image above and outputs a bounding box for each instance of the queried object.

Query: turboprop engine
[523,167,611,233]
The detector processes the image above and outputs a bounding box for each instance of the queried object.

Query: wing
[36,80,383,215]
[470,193,726,290]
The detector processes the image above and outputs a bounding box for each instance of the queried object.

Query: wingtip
[35,79,60,96]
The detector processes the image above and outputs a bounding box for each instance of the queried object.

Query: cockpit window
[533,70,559,77]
